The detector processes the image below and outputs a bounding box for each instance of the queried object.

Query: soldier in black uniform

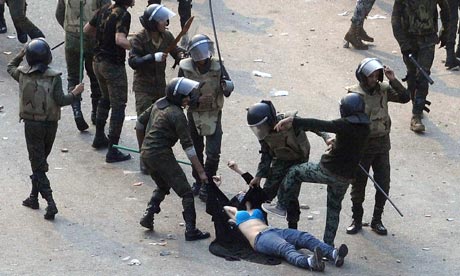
[7,38,84,220]
[4,0,44,43]
[136,77,210,241]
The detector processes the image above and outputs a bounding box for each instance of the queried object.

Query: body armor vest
[64,0,100,33]
[347,83,391,138]
[18,67,62,121]
[264,112,310,161]
[401,0,438,35]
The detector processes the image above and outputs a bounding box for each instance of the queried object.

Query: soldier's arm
[311,130,331,144]
[84,11,98,37]
[115,12,132,50]
[391,0,411,52]
[7,49,26,82]
[388,79,410,103]
[52,76,77,106]
[255,140,272,178]
[136,105,153,149]
[55,0,65,28]
[128,36,154,70]
[293,117,346,134]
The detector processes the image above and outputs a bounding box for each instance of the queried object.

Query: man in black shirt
[84,0,134,163]
[262,93,370,247]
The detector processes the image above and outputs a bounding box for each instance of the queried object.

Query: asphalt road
[0,0,459,275]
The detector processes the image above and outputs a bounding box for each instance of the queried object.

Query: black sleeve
[178,68,185,77]
[293,117,347,134]
[241,172,254,185]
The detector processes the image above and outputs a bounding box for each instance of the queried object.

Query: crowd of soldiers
[3,0,459,272]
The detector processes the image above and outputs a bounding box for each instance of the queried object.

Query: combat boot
[92,122,109,149]
[106,143,131,163]
[71,101,89,131]
[346,204,363,234]
[139,201,161,230]
[91,98,99,125]
[23,174,40,209]
[182,209,210,241]
[445,47,460,70]
[410,114,425,133]
[191,182,201,196]
[344,24,368,50]
[370,207,387,235]
[357,24,374,42]
[43,195,58,220]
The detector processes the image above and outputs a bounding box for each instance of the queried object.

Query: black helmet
[139,4,175,32]
[165,77,200,106]
[247,100,277,140]
[339,93,369,124]
[355,58,384,84]
[114,0,134,6]
[187,34,215,62]
[26,38,52,73]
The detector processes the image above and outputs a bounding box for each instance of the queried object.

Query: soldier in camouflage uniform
[247,101,331,229]
[262,94,370,246]
[84,0,134,163]
[442,0,460,69]
[4,0,44,43]
[345,58,410,236]
[136,77,210,241]
[178,34,233,202]
[391,0,450,133]
[128,4,185,173]
[56,0,110,131]
[344,0,375,50]
[7,38,84,220]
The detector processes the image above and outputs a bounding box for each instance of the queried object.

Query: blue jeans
[254,228,335,269]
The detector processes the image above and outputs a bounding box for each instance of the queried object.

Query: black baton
[408,54,434,85]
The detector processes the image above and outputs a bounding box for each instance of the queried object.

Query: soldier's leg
[92,60,110,149]
[105,64,130,163]
[403,51,425,132]
[8,0,44,39]
[370,151,390,235]
[274,160,302,229]
[356,0,376,42]
[84,42,101,126]
[187,112,205,195]
[323,184,349,246]
[177,0,192,29]
[446,0,460,69]
[135,92,155,174]
[344,0,370,50]
[148,0,161,5]
[347,154,372,234]
[0,3,7,34]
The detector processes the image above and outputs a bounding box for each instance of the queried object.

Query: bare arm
[84,22,96,37]
[224,206,237,220]
[115,32,131,50]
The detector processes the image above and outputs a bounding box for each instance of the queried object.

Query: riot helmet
[187,34,215,62]
[339,93,369,124]
[247,100,277,140]
[355,58,384,84]
[165,77,200,107]
[26,38,52,73]
[114,0,135,6]
[139,4,175,32]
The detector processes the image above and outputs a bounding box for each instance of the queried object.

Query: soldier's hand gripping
[198,171,209,184]
[383,66,396,81]
[71,83,85,97]
[249,176,261,188]
[274,116,294,132]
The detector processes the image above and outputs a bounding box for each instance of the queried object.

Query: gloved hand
[142,53,154,63]
[438,27,447,48]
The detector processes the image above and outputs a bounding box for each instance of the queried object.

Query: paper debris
[338,11,349,16]
[253,59,264,62]
[270,90,289,97]
[61,148,69,153]
[368,14,386,20]
[128,259,141,266]
[307,215,314,220]
[252,70,272,78]
[132,182,143,186]
[300,204,310,210]
[3,52,12,55]
[122,256,131,261]
[149,242,167,246]
[124,115,137,121]
[7,35,16,39]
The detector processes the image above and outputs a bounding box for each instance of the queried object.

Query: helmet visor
[188,40,215,61]
[174,77,200,97]
[248,117,271,140]
[361,58,383,77]
[149,5,176,23]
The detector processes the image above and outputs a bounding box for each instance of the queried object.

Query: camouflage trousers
[24,120,58,173]
[351,0,376,25]
[141,149,195,212]
[6,0,44,38]
[351,151,390,210]
[65,32,101,101]
[265,159,304,224]
[134,90,163,116]
[279,162,350,246]
[446,0,460,49]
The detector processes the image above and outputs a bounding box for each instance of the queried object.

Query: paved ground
[0,0,459,275]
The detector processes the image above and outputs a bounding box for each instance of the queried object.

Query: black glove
[143,54,154,63]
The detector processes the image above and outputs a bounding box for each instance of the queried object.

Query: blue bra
[235,209,265,226]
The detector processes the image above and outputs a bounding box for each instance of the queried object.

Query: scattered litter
[300,204,310,210]
[160,250,171,256]
[280,33,288,36]
[447,218,454,221]
[125,196,137,201]
[442,181,447,184]
[368,14,386,20]
[270,90,289,97]
[307,215,314,220]
[132,182,143,186]
[123,170,138,175]
[0,105,3,111]
[149,241,167,246]
[396,259,401,263]
[338,11,349,16]
[425,214,431,217]
[179,222,185,227]
[124,115,137,121]
[422,248,430,251]
[122,256,131,261]
[61,148,69,153]
[167,234,177,240]
[54,167,63,170]
[253,59,264,63]
[268,33,273,37]
[310,28,315,32]
[3,51,12,55]
[311,210,320,215]
[392,51,398,54]
[7,35,16,39]
[2,137,8,140]
[128,259,141,266]
[252,70,272,78]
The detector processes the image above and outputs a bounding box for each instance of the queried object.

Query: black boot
[191,182,201,196]
[106,138,131,163]
[198,184,208,202]
[182,209,210,241]
[139,200,161,230]
[92,121,109,149]
[346,204,363,234]
[287,221,298,229]
[71,101,89,131]
[91,98,99,125]
[44,197,58,220]
[371,207,387,235]
[445,47,460,70]
[23,174,40,209]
